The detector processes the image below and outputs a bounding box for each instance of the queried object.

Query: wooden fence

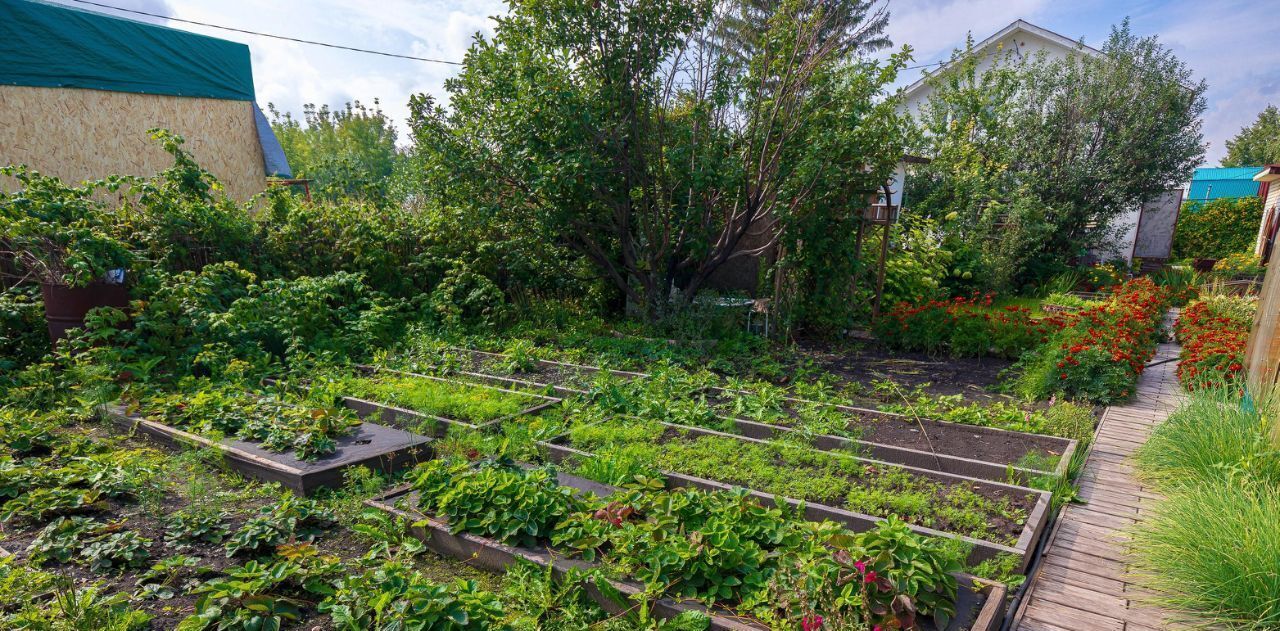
[1246,254,1280,391]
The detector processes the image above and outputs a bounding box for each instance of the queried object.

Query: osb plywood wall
[1246,255,1280,392]
[0,85,267,201]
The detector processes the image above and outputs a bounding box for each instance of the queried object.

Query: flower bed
[426,346,648,395]
[1174,296,1255,391]
[367,459,1008,631]
[874,294,1050,359]
[1013,278,1170,403]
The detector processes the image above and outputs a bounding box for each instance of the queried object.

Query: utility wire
[59,0,463,65]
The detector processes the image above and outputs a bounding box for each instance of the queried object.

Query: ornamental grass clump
[1174,295,1254,391]
[1131,388,1280,628]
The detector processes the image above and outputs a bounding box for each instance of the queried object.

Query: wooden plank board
[1014,350,1188,631]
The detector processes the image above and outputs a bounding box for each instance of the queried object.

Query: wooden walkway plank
[1015,342,1187,630]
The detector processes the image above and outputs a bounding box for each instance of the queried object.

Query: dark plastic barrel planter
[40,282,129,342]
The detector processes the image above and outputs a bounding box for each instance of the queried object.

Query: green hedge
[1172,197,1263,259]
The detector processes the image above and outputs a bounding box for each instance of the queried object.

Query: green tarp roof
[0,0,255,101]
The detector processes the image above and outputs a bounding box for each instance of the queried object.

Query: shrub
[1173,197,1264,259]
[0,285,47,372]
[1175,296,1254,391]
[1211,252,1265,278]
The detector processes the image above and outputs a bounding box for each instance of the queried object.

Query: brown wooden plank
[1043,545,1128,578]
[1067,506,1140,530]
[1037,562,1126,593]
[1022,600,1124,631]
[1032,581,1131,620]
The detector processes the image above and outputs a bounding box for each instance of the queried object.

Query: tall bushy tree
[1010,21,1206,274]
[912,21,1206,291]
[410,0,907,319]
[268,101,401,204]
[1222,105,1280,167]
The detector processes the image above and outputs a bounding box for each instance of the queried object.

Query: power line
[60,0,463,66]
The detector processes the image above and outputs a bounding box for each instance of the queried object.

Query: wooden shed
[0,0,290,200]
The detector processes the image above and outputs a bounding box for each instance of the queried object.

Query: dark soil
[0,433,492,629]
[702,388,1071,468]
[799,341,1021,405]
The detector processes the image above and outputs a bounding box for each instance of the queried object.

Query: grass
[1129,479,1280,628]
[1129,387,1280,628]
[340,374,539,423]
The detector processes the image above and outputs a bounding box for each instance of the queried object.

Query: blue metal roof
[1188,167,1262,201]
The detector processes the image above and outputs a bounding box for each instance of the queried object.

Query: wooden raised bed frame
[99,404,432,495]
[701,387,1078,485]
[339,367,563,437]
[432,347,649,396]
[366,479,1007,631]
[541,419,1052,572]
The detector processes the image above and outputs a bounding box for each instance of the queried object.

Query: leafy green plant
[80,531,153,573]
[412,459,583,547]
[0,166,134,287]
[224,496,337,557]
[0,285,48,373]
[180,559,332,631]
[165,508,230,548]
[321,561,505,630]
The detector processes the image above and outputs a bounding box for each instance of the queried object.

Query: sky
[49,0,1280,166]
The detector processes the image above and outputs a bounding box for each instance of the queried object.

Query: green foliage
[1130,389,1280,628]
[1211,252,1265,278]
[223,496,337,557]
[0,285,47,373]
[268,101,401,205]
[0,165,134,287]
[1173,197,1264,259]
[1222,104,1280,168]
[568,418,1029,544]
[411,0,909,319]
[139,386,358,461]
[912,21,1206,291]
[413,459,582,548]
[321,561,506,630]
[180,556,339,631]
[328,372,535,424]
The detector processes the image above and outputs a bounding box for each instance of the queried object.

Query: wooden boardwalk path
[1014,342,1186,631]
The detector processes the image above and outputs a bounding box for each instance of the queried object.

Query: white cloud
[884,0,1049,69]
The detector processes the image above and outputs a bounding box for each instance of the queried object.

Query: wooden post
[872,221,891,319]
[1246,254,1280,392]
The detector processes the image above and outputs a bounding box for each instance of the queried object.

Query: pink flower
[853,560,867,574]
[864,570,878,584]
[801,614,823,631]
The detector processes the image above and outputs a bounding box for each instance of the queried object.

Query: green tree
[268,101,401,204]
[410,0,907,319]
[912,21,1207,291]
[1222,105,1280,167]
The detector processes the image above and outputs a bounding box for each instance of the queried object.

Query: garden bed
[366,480,1007,631]
[337,366,562,436]
[541,418,1051,569]
[99,404,432,495]
[701,387,1077,483]
[443,347,648,395]
[803,343,1019,404]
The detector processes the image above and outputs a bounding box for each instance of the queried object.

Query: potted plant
[1,166,134,342]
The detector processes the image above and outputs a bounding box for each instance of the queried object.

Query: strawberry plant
[321,561,506,630]
[224,496,337,557]
[412,459,583,547]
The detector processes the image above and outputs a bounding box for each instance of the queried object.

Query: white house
[898,20,1100,119]
[896,20,1179,266]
